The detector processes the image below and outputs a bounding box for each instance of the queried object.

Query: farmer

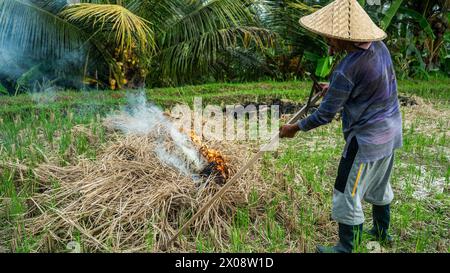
[279,0,402,253]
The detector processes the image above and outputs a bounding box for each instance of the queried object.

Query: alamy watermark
[170,97,281,151]
[366,0,381,6]
[66,241,81,253]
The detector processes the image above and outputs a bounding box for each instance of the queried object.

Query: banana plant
[381,0,404,30]
[398,7,436,39]
[315,56,334,78]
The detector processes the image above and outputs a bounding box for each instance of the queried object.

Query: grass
[0,78,449,253]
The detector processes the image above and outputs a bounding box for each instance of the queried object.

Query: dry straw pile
[25,122,271,252]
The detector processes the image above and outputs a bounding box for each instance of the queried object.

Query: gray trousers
[332,138,395,226]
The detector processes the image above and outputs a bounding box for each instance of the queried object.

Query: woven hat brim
[298,0,387,43]
[299,17,387,42]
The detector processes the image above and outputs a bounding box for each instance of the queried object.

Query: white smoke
[106,91,206,176]
[155,143,192,176]
[29,79,58,105]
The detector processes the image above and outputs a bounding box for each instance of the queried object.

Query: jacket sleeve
[298,71,354,132]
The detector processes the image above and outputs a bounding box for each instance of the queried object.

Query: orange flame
[190,131,229,180]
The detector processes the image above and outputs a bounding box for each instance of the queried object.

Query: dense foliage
[0,0,448,94]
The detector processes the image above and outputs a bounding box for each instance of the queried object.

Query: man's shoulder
[372,41,390,55]
[340,41,392,83]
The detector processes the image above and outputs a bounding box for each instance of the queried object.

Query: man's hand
[279,83,329,139]
[319,83,329,97]
[279,124,300,138]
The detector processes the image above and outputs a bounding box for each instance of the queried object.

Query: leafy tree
[0,0,272,92]
[363,0,449,78]
[0,0,154,93]
[128,0,273,86]
[258,0,330,80]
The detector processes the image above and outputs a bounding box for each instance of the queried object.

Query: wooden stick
[163,89,324,251]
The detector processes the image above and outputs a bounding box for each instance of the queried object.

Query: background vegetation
[0,0,448,95]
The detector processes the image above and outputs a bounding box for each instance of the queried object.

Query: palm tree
[0,0,83,94]
[127,0,273,85]
[0,0,273,92]
[0,0,155,93]
[61,2,156,89]
[259,0,331,79]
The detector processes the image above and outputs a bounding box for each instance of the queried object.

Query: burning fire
[189,131,230,183]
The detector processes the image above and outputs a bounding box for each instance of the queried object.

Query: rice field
[0,78,449,253]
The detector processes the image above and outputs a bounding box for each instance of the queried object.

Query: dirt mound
[398,95,419,107]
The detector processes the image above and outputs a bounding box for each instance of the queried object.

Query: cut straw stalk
[26,131,267,251]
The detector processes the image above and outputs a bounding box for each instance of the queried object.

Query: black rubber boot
[316,223,363,253]
[367,204,393,244]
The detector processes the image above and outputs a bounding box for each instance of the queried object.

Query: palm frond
[260,0,327,54]
[160,26,272,80]
[287,2,318,13]
[0,0,86,59]
[221,46,273,79]
[146,0,274,83]
[127,0,183,33]
[61,3,155,53]
[162,0,257,46]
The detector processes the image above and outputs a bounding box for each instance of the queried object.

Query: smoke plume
[105,91,206,176]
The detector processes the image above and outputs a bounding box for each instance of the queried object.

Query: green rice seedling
[264,200,286,252]
[230,207,251,252]
[195,233,214,253]
[14,223,39,253]
[146,222,155,252]
[2,174,21,219]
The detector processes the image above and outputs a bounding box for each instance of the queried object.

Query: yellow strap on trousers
[352,163,364,197]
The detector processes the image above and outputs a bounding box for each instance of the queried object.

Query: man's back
[338,41,402,162]
[298,41,403,163]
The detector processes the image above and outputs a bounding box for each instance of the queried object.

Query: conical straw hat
[299,0,387,42]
